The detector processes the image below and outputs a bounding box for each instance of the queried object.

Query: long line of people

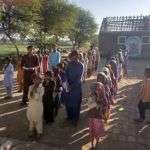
[88,54,125,148]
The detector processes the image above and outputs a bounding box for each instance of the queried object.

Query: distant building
[99,15,150,58]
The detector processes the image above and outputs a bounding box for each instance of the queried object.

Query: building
[99,15,150,58]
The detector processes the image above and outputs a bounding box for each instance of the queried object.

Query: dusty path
[0,59,150,150]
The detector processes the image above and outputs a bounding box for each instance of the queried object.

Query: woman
[65,51,84,126]
[17,55,23,92]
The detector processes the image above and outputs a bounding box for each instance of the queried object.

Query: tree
[29,0,77,51]
[69,7,98,49]
[0,0,35,56]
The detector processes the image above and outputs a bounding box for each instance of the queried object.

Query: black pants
[138,101,150,120]
[22,71,34,104]
[43,103,54,123]
[54,94,61,116]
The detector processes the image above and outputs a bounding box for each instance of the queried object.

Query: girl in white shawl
[27,74,44,139]
[3,57,14,99]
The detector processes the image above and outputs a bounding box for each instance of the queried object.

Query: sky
[69,0,150,28]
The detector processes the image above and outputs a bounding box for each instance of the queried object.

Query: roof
[100,15,150,32]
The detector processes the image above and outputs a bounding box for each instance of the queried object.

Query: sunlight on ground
[72,128,89,138]
[0,108,26,118]
[0,99,22,107]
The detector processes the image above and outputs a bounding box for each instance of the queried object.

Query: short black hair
[27,45,33,50]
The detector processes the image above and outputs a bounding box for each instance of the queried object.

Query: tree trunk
[5,33,20,58]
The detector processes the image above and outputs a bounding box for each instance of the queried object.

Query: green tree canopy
[69,7,98,49]
[29,0,77,51]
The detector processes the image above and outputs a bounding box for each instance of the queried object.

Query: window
[118,36,126,44]
[142,36,150,44]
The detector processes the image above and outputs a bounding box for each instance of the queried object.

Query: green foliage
[28,0,77,50]
[0,43,26,56]
[0,0,97,54]
[69,7,98,49]
[0,1,34,56]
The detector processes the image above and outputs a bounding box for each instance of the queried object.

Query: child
[103,67,114,105]
[135,67,150,123]
[97,72,110,124]
[88,82,106,148]
[27,74,44,139]
[43,71,56,124]
[106,64,118,98]
[57,63,68,104]
[53,68,62,116]
[3,57,14,99]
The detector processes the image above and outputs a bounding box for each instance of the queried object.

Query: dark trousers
[43,102,54,123]
[66,101,81,124]
[54,94,61,116]
[22,71,33,104]
[138,101,150,120]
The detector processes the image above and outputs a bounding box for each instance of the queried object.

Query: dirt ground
[0,59,150,150]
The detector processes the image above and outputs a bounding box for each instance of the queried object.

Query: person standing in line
[65,51,84,126]
[97,72,110,124]
[109,57,118,81]
[3,57,14,99]
[48,44,61,70]
[88,82,106,149]
[21,46,39,106]
[43,71,56,124]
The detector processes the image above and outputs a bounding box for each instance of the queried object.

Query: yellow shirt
[141,79,150,102]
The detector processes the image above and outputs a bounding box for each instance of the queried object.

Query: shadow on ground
[0,59,150,150]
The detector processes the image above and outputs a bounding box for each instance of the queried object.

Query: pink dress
[89,118,105,140]
[89,82,106,140]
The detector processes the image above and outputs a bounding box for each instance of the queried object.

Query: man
[65,51,84,126]
[21,46,39,106]
[48,44,61,70]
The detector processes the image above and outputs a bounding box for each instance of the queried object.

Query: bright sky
[69,0,150,28]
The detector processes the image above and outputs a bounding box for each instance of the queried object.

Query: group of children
[26,62,69,139]
[88,56,119,148]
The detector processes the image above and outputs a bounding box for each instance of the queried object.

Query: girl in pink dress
[89,81,107,148]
